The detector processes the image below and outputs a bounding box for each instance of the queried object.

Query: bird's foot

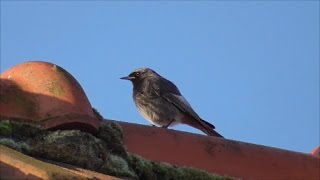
[162,119,175,128]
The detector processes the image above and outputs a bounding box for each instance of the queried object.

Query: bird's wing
[151,78,201,121]
[152,78,217,131]
[161,92,216,130]
[161,92,202,120]
[158,77,182,95]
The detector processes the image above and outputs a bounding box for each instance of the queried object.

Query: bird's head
[120,67,158,83]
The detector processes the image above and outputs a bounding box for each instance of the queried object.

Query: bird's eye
[135,72,140,76]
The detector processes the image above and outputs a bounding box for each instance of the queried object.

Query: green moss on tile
[97,121,128,159]
[47,80,65,97]
[0,138,18,150]
[129,154,232,180]
[0,138,30,153]
[129,155,155,179]
[30,130,106,171]
[101,154,137,179]
[50,64,78,87]
[0,120,12,136]
[0,120,44,138]
[177,167,234,180]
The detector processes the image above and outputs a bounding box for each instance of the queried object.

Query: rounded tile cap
[0,61,99,133]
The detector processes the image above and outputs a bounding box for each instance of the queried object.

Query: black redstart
[121,68,223,138]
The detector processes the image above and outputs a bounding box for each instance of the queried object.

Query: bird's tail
[182,115,224,138]
[200,119,224,138]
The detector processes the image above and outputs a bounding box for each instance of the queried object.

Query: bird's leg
[162,119,175,128]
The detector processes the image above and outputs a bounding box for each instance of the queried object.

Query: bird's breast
[133,92,180,127]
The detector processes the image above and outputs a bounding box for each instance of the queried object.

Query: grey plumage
[121,68,223,137]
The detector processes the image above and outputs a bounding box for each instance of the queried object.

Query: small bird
[120,68,223,138]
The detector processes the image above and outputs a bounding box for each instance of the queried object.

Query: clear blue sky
[1,1,319,153]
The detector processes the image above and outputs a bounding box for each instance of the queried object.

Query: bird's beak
[120,76,135,80]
